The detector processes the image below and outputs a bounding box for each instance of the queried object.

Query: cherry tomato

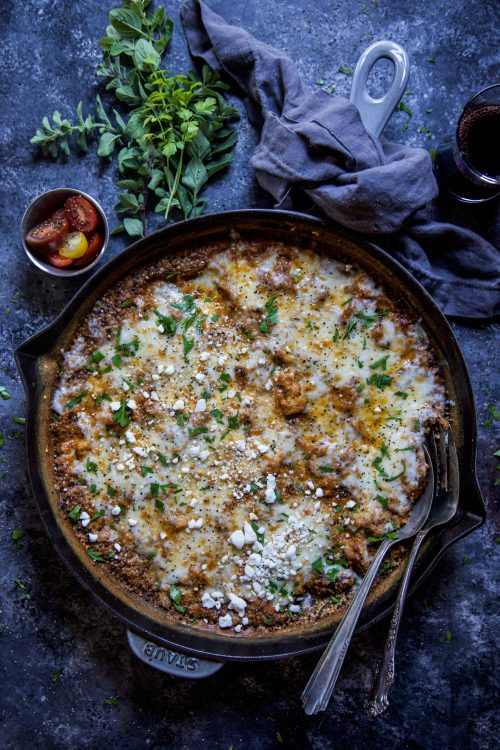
[64,195,98,233]
[51,208,69,227]
[59,231,88,259]
[46,253,74,268]
[73,232,104,268]
[25,216,68,253]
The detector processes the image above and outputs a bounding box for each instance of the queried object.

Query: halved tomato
[59,231,88,259]
[64,195,98,233]
[46,253,74,268]
[52,208,69,227]
[25,216,68,253]
[73,232,103,267]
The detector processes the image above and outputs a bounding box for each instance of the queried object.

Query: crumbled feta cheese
[200,351,210,362]
[126,399,137,410]
[172,399,185,411]
[257,443,269,454]
[116,463,125,471]
[194,398,207,413]
[142,391,150,399]
[165,364,175,375]
[132,446,148,457]
[114,543,122,552]
[88,533,98,543]
[243,521,257,544]
[194,372,204,383]
[150,392,160,402]
[125,430,136,443]
[264,379,273,391]
[228,592,247,615]
[159,532,167,540]
[345,499,356,509]
[111,505,121,516]
[110,401,121,412]
[315,487,324,497]
[128,518,138,527]
[229,529,245,549]
[218,614,233,628]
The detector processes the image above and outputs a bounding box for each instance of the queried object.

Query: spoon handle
[367,528,429,716]
[301,538,393,715]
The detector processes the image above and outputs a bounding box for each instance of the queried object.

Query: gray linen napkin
[180,0,500,318]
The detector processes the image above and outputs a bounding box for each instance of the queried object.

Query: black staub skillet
[16,209,485,678]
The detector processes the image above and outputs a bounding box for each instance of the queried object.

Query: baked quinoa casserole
[50,239,446,634]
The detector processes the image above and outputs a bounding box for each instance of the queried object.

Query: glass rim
[454,82,500,184]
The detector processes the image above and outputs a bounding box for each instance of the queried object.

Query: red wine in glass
[435,83,500,202]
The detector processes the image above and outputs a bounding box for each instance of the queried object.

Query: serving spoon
[367,427,459,716]
[301,446,435,715]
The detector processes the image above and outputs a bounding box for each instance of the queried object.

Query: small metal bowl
[21,188,109,278]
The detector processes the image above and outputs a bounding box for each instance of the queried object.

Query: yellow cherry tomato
[59,231,88,259]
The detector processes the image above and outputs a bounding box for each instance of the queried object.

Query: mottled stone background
[0,1,498,748]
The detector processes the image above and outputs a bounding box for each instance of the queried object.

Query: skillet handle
[127,630,224,679]
[350,40,410,137]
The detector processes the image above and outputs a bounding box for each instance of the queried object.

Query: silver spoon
[301,446,435,715]
[367,427,459,716]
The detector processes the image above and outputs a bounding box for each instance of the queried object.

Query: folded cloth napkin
[181,0,500,318]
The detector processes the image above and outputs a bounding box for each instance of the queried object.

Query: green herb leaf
[366,373,393,389]
[112,398,130,427]
[65,391,88,410]
[169,585,185,613]
[68,504,82,522]
[11,529,25,541]
[87,548,105,562]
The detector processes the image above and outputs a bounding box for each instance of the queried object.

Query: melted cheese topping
[52,242,445,632]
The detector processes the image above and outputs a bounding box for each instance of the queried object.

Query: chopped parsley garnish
[332,326,340,342]
[119,300,134,308]
[395,391,409,399]
[0,386,11,400]
[312,557,324,574]
[342,319,357,340]
[116,335,140,357]
[141,466,153,476]
[150,482,160,497]
[87,549,105,562]
[111,354,122,368]
[182,333,195,360]
[218,373,231,392]
[91,351,105,363]
[64,391,88,410]
[157,452,169,467]
[375,495,389,510]
[262,616,273,626]
[11,529,24,541]
[369,355,389,370]
[251,521,265,544]
[211,313,219,322]
[373,454,406,482]
[259,296,279,333]
[86,458,97,473]
[354,311,377,329]
[154,309,178,336]
[112,399,130,427]
[439,629,453,644]
[172,294,196,314]
[91,509,105,521]
[221,415,239,440]
[318,465,334,473]
[68,504,82,522]
[107,486,116,497]
[241,326,254,341]
[155,499,165,511]
[95,392,112,406]
[169,585,185,613]
[188,425,209,437]
[366,373,393,389]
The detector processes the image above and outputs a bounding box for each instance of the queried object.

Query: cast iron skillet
[15,210,485,676]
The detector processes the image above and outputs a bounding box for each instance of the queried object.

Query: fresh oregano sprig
[30,0,238,238]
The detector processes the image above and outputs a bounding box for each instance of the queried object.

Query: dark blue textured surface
[0,2,499,749]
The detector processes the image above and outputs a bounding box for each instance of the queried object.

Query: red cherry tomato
[73,232,104,268]
[52,208,69,227]
[64,195,99,233]
[46,252,74,268]
[25,216,68,253]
